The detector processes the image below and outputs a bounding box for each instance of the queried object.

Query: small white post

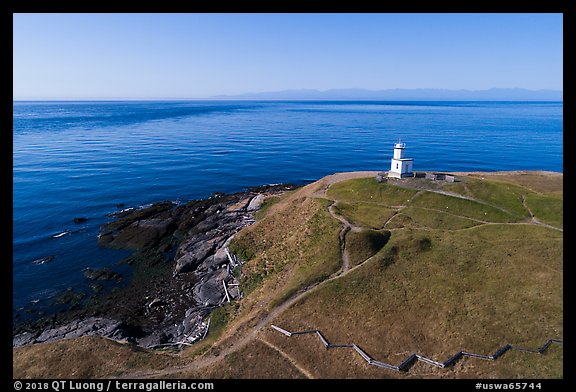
[222,280,231,303]
[224,247,235,265]
[201,318,211,340]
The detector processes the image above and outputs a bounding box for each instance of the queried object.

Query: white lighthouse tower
[388,141,414,179]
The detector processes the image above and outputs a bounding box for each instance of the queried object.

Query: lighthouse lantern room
[389,141,414,179]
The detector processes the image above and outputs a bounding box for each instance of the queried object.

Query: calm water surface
[13,100,563,314]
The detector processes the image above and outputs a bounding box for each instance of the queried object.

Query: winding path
[258,338,314,379]
[124,201,381,378]
[327,203,352,272]
[521,194,563,232]
[126,231,384,379]
[122,172,562,378]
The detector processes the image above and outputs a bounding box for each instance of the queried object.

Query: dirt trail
[123,172,382,379]
[122,171,561,378]
[521,194,563,232]
[258,338,315,379]
[327,203,352,272]
[124,289,319,378]
[125,262,367,378]
[131,224,389,379]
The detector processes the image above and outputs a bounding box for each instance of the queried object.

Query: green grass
[384,213,415,229]
[228,237,256,262]
[271,203,342,306]
[230,197,341,307]
[401,206,482,230]
[449,178,532,219]
[441,182,466,194]
[254,196,281,220]
[410,191,520,223]
[272,223,562,378]
[327,178,418,206]
[346,229,391,267]
[525,193,563,228]
[13,172,564,379]
[208,303,237,340]
[334,202,397,229]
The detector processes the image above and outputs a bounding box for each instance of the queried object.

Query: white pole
[222,280,231,303]
[224,247,235,264]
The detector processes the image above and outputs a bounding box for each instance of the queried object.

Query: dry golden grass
[13,337,183,379]
[171,339,307,379]
[230,195,341,310]
[13,171,563,379]
[263,223,562,378]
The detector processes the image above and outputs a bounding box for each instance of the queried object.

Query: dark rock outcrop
[108,218,175,250]
[193,268,229,306]
[14,184,298,349]
[13,317,123,347]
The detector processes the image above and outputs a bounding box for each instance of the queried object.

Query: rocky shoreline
[13,184,297,348]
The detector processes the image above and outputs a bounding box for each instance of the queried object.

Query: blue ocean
[12,101,563,315]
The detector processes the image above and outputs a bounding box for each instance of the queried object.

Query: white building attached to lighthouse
[388,141,414,179]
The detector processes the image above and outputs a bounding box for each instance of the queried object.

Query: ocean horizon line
[13,98,565,103]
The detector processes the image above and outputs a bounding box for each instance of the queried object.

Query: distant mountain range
[212,88,562,101]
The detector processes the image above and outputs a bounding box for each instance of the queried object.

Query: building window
[396,163,399,169]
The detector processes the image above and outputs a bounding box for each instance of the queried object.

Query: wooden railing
[271,325,563,372]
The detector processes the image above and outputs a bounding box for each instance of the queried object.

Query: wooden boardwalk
[271,325,563,372]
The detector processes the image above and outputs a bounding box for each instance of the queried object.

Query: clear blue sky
[13,13,563,99]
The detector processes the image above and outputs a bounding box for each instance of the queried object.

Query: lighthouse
[388,141,414,179]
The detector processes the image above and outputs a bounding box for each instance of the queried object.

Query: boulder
[247,194,265,211]
[227,285,240,299]
[174,241,216,274]
[176,235,203,259]
[198,243,234,272]
[97,233,114,246]
[193,268,229,306]
[73,217,88,224]
[103,201,173,229]
[158,242,172,253]
[213,247,230,265]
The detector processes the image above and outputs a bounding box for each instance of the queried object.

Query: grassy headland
[13,171,563,379]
